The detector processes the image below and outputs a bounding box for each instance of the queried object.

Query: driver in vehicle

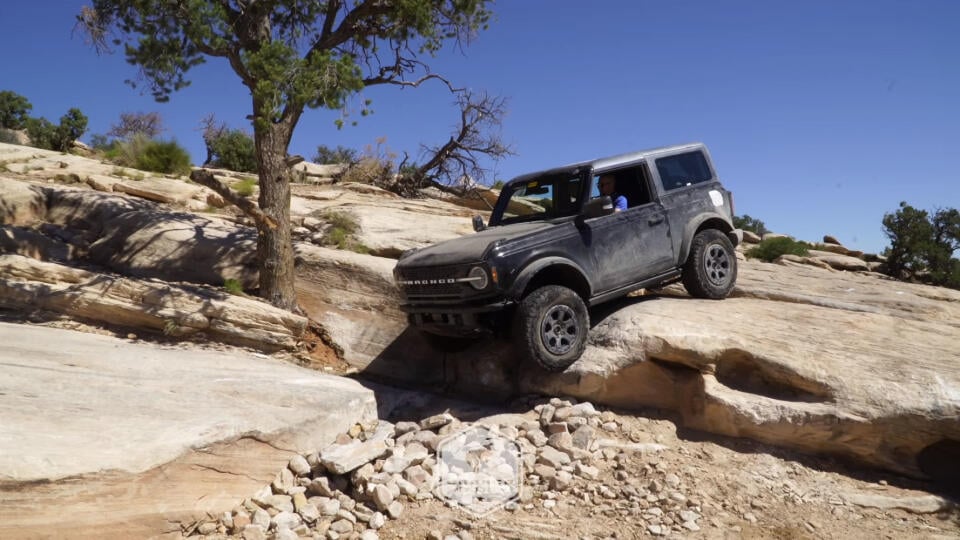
[597,174,627,212]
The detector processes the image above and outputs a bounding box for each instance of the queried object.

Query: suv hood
[397,221,554,267]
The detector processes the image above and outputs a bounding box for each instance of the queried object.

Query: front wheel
[682,229,738,299]
[513,285,589,372]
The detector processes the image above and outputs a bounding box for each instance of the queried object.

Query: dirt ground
[4,311,958,540]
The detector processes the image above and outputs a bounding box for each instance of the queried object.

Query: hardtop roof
[507,142,705,185]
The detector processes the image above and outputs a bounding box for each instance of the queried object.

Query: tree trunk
[254,123,296,310]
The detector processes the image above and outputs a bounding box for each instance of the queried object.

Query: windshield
[490,173,585,226]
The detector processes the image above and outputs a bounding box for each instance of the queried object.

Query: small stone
[231,510,250,533]
[600,411,618,423]
[361,531,379,540]
[271,511,302,531]
[318,497,341,516]
[292,492,309,512]
[197,522,218,535]
[647,524,663,536]
[571,425,597,451]
[543,499,557,509]
[353,503,375,522]
[547,432,574,452]
[329,519,355,534]
[252,508,271,529]
[403,442,430,463]
[369,512,386,530]
[299,501,321,523]
[526,429,549,447]
[664,473,681,488]
[545,422,569,435]
[574,462,600,480]
[420,412,455,430]
[537,446,571,468]
[569,402,599,417]
[683,521,701,532]
[372,484,395,511]
[272,467,296,493]
[744,512,758,523]
[403,464,431,487]
[386,501,404,519]
[539,405,556,426]
[427,531,444,540]
[395,421,420,435]
[308,477,335,497]
[601,422,618,432]
[241,525,266,540]
[679,510,700,522]
[289,454,312,477]
[336,508,357,524]
[550,470,574,491]
[275,528,298,540]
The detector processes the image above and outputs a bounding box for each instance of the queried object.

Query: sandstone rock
[842,492,949,514]
[369,511,386,530]
[741,230,761,243]
[329,519,354,534]
[371,484,395,511]
[241,524,267,540]
[386,501,404,519]
[0,254,306,351]
[823,234,841,245]
[0,178,46,225]
[289,455,311,477]
[271,511,302,530]
[320,422,393,474]
[537,446,571,468]
[420,412,456,431]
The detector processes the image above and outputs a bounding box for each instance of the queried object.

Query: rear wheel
[682,229,737,299]
[513,285,589,372]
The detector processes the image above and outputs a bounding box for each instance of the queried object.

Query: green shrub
[0,129,19,144]
[319,210,369,253]
[57,108,88,151]
[313,144,357,164]
[234,178,258,197]
[133,138,192,175]
[746,236,810,262]
[733,214,769,236]
[0,90,32,130]
[223,278,244,295]
[25,117,58,150]
[208,129,257,172]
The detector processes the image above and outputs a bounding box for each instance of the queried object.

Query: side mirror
[472,215,486,232]
[580,196,615,220]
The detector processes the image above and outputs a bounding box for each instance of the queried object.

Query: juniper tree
[79,0,492,309]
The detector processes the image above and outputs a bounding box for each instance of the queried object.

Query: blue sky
[1,1,957,254]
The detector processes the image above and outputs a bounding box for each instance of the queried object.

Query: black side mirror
[581,196,614,220]
[472,215,486,232]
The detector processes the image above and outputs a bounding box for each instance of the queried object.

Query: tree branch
[190,169,277,230]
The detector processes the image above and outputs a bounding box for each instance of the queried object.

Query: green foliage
[319,210,369,253]
[208,129,257,173]
[57,108,88,150]
[133,137,192,175]
[25,117,58,150]
[223,278,244,295]
[314,145,358,165]
[491,180,505,189]
[0,90,32,130]
[746,237,810,262]
[883,202,960,289]
[24,108,88,152]
[733,214,769,236]
[0,130,19,144]
[234,178,258,197]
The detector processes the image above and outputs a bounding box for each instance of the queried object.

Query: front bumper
[400,298,513,336]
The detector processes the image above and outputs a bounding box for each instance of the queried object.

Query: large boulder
[87,209,258,287]
[0,177,46,225]
[0,254,304,350]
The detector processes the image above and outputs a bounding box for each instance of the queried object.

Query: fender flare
[677,213,734,264]
[506,257,593,301]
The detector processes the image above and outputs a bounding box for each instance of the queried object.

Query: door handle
[648,216,664,226]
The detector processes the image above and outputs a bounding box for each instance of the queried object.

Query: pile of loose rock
[188,398,705,539]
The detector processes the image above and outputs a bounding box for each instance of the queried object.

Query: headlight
[467,266,488,290]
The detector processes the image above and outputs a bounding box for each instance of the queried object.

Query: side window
[655,151,713,191]
[591,164,653,209]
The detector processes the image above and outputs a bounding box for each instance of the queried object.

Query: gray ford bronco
[393,142,742,371]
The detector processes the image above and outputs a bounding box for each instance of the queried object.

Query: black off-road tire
[682,229,738,299]
[513,285,589,372]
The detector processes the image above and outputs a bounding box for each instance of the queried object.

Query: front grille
[396,265,470,299]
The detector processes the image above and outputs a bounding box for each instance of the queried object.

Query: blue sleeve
[615,195,628,211]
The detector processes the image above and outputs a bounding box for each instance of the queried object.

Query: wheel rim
[539,304,579,355]
[703,242,731,286]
